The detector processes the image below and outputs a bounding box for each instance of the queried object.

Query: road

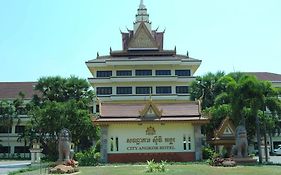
[0,161,31,175]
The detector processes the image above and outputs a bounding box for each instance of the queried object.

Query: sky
[0,0,280,82]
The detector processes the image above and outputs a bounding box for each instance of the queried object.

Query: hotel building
[86,1,208,163]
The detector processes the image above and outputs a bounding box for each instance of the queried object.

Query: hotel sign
[126,126,176,151]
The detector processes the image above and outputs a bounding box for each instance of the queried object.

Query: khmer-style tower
[86,0,201,104]
[86,0,207,163]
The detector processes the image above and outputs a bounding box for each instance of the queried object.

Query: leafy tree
[190,71,225,109]
[194,72,281,163]
[0,93,25,158]
[28,76,98,160]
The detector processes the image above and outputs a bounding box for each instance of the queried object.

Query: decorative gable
[139,100,162,118]
[223,125,234,136]
[128,22,158,49]
[214,117,235,138]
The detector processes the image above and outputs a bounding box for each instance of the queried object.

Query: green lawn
[16,164,281,175]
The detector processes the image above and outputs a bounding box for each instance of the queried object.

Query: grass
[14,163,281,175]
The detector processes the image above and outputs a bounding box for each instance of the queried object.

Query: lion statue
[58,128,72,162]
[232,125,248,158]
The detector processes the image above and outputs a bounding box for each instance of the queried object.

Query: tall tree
[206,73,281,163]
[190,71,225,109]
[191,72,281,163]
[0,93,24,158]
[28,76,97,160]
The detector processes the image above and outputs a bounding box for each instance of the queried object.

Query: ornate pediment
[215,117,235,138]
[128,22,158,49]
[223,125,234,136]
[139,101,162,118]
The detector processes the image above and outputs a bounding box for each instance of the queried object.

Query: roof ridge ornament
[139,0,145,9]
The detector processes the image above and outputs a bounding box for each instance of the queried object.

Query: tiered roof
[93,101,208,124]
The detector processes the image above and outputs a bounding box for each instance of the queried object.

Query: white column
[172,86,176,94]
[11,124,16,134]
[10,146,15,155]
[132,86,136,95]
[112,86,116,95]
[112,70,116,77]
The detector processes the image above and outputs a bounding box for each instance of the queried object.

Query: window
[135,70,152,76]
[96,105,100,113]
[156,86,171,94]
[14,146,29,153]
[156,70,171,76]
[0,146,10,153]
[176,86,189,94]
[117,87,132,94]
[183,135,187,151]
[136,87,152,94]
[15,125,25,134]
[96,87,112,95]
[96,71,112,77]
[175,70,191,76]
[188,136,191,150]
[109,137,119,152]
[17,107,27,115]
[110,137,114,151]
[116,70,132,76]
[0,126,12,133]
[116,137,119,151]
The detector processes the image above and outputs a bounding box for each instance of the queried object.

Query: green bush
[74,147,100,166]
[146,159,166,173]
[202,146,216,160]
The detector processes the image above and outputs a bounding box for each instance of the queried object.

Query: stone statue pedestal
[232,157,257,164]
[30,148,43,164]
[261,145,270,161]
[30,142,43,164]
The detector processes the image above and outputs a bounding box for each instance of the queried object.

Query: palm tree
[190,71,225,109]
[215,74,281,163]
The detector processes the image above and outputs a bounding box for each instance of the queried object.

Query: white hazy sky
[0,0,281,82]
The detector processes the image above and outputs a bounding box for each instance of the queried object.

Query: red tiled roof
[93,102,209,124]
[100,102,200,118]
[246,72,281,82]
[0,82,37,100]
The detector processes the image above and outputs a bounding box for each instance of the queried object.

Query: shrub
[74,147,100,166]
[202,146,216,160]
[146,159,166,173]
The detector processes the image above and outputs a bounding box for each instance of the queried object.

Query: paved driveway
[0,161,31,175]
[268,155,281,164]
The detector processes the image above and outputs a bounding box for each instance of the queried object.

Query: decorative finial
[187,50,189,57]
[97,52,99,57]
[110,47,112,53]
[155,26,159,31]
[139,0,145,9]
